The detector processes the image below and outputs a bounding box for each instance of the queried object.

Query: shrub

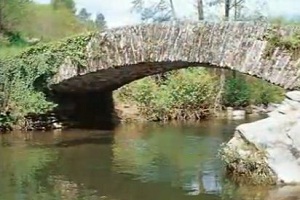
[223,77,251,108]
[115,68,218,121]
[249,79,284,106]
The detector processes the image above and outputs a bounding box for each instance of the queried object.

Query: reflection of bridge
[39,21,300,128]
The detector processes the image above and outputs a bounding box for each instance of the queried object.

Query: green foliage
[51,0,76,13]
[4,32,27,46]
[0,111,14,132]
[116,68,218,121]
[0,32,94,123]
[19,4,94,41]
[0,46,26,58]
[263,23,300,59]
[0,0,31,33]
[219,143,275,185]
[0,0,104,129]
[249,79,284,105]
[223,76,251,108]
[117,68,286,121]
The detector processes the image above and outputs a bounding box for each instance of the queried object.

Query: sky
[35,0,300,28]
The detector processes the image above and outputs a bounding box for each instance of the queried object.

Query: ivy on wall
[0,32,96,124]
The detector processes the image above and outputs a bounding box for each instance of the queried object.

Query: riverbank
[0,61,285,133]
[220,91,300,185]
[112,68,284,123]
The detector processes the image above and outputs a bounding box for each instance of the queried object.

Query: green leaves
[264,25,300,59]
[223,77,251,108]
[0,32,94,124]
[115,68,218,121]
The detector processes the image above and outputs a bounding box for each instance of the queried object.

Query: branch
[229,0,245,9]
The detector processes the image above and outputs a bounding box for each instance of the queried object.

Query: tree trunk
[169,0,177,20]
[196,0,204,20]
[225,0,230,20]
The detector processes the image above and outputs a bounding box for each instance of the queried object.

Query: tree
[196,0,204,20]
[95,13,106,29]
[225,0,230,19]
[208,0,267,21]
[19,4,91,41]
[77,8,91,23]
[131,0,176,23]
[169,0,177,20]
[51,0,76,13]
[0,0,31,33]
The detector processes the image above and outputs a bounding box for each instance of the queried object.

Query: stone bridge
[44,21,300,129]
[31,21,300,184]
[52,21,300,92]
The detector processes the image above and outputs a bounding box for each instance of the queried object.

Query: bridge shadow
[49,90,120,130]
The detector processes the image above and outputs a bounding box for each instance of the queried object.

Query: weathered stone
[232,110,246,120]
[48,21,300,93]
[222,91,300,185]
[286,91,300,102]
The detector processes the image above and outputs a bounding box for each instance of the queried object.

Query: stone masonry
[51,21,300,93]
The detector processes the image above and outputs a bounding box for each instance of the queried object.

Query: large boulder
[221,91,300,185]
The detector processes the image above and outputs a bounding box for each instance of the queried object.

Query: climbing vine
[0,32,96,125]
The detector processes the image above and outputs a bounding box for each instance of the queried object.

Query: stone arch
[48,21,300,129]
[52,21,300,93]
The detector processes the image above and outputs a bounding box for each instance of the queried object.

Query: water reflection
[112,123,224,195]
[1,118,300,200]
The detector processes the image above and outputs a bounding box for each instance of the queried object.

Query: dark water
[1,118,300,200]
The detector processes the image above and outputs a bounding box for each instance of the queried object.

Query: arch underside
[51,61,297,93]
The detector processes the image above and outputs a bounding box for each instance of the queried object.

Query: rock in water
[221,91,300,185]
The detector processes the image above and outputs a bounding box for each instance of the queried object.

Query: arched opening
[50,61,285,130]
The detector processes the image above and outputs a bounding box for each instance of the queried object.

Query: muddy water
[0,118,299,200]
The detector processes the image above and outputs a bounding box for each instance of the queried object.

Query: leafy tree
[51,0,76,13]
[0,0,31,33]
[95,13,106,29]
[19,4,91,41]
[77,8,92,23]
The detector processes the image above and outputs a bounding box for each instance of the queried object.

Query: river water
[1,118,300,200]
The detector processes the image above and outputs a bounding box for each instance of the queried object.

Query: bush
[223,77,251,108]
[249,79,284,106]
[115,68,218,121]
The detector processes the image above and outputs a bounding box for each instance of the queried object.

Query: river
[1,118,299,200]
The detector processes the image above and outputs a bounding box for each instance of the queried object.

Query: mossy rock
[219,137,276,185]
